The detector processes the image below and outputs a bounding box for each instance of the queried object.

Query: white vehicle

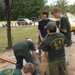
[17,18,33,25]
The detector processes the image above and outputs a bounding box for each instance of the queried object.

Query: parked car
[49,18,56,21]
[66,12,75,34]
[70,24,75,34]
[25,19,33,25]
[17,18,33,25]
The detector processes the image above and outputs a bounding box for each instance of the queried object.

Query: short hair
[48,27,56,32]
[42,10,49,17]
[51,7,61,15]
[22,62,35,74]
[23,38,32,41]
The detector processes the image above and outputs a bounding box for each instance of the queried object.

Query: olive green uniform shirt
[60,16,72,46]
[43,33,68,62]
[13,40,36,57]
[0,69,22,75]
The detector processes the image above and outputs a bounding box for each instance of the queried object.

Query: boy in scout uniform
[12,39,39,75]
[51,7,72,67]
[0,62,35,75]
[43,21,68,75]
[38,10,51,62]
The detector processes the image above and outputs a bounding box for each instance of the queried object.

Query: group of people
[0,7,72,75]
[38,7,72,75]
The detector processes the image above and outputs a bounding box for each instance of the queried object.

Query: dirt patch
[0,35,75,75]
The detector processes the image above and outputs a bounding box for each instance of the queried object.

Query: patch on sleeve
[1,69,14,75]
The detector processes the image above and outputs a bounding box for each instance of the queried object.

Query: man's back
[13,40,35,57]
[43,33,67,62]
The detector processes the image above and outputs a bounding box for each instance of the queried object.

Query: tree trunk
[4,0,12,49]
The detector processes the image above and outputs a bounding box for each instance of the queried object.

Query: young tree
[4,0,13,49]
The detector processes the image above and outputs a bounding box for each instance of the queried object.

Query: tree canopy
[11,0,48,20]
[0,0,75,20]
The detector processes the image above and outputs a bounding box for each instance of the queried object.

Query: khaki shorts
[49,60,68,75]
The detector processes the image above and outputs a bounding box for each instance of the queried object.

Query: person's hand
[40,37,44,42]
[64,44,67,47]
[36,61,39,66]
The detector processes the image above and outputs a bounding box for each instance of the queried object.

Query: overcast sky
[47,0,75,5]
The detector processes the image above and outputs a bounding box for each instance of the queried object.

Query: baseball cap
[44,21,56,31]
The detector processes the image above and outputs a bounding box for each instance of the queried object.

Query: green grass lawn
[0,25,38,52]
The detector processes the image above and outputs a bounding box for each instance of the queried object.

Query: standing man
[51,7,72,66]
[12,39,39,75]
[38,10,51,62]
[43,21,68,75]
[0,62,35,75]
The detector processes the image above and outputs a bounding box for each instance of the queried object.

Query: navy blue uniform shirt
[38,19,51,38]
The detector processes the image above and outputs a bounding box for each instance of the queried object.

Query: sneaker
[39,57,42,62]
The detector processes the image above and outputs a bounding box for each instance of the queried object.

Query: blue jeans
[15,55,39,75]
